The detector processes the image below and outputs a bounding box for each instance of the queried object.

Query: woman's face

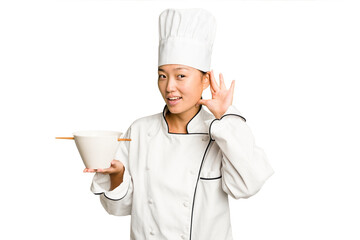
[158,64,209,115]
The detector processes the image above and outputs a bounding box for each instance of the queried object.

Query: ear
[202,72,210,90]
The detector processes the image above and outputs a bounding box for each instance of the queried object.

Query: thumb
[196,98,208,107]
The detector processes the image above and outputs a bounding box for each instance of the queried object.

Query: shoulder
[129,111,162,132]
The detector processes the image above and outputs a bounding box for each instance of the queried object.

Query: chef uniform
[90,8,274,240]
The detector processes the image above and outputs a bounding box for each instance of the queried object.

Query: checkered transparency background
[0,0,359,239]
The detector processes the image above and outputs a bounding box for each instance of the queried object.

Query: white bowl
[72,130,123,169]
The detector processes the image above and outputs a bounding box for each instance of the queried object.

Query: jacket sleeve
[205,105,274,199]
[90,126,133,216]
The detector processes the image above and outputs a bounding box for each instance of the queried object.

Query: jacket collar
[161,104,214,134]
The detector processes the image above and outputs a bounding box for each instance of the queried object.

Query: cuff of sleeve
[90,167,131,201]
[221,105,246,121]
[205,105,247,141]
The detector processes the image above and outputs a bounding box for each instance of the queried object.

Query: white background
[1,0,359,239]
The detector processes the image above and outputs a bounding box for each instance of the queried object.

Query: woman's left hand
[196,69,235,119]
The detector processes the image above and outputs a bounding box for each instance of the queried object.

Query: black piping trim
[162,99,207,135]
[186,104,202,133]
[189,139,213,240]
[208,113,247,141]
[93,186,129,201]
[200,175,222,180]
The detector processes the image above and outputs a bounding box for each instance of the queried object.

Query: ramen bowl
[73,130,122,169]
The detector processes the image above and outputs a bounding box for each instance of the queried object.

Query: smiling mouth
[167,97,182,100]
[167,97,182,105]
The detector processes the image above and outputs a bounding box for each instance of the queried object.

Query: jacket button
[189,170,196,175]
[149,228,155,235]
[180,234,186,239]
[148,199,153,204]
[183,201,190,207]
[202,136,209,141]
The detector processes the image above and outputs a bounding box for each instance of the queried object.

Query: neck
[165,105,201,133]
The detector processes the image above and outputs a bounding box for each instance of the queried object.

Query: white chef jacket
[90,104,274,240]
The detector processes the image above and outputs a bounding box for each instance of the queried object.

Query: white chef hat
[158,8,217,72]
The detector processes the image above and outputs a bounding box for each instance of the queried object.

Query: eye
[178,74,185,78]
[158,74,166,79]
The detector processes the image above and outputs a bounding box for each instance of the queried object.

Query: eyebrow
[158,67,190,72]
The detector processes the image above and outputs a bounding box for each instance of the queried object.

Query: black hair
[199,70,208,76]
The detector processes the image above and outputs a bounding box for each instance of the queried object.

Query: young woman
[84,8,274,240]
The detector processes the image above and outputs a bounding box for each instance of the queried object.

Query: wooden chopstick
[55,137,131,141]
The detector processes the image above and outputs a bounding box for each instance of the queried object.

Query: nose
[166,77,176,93]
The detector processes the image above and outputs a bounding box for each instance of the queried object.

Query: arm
[90,126,134,216]
[205,105,274,199]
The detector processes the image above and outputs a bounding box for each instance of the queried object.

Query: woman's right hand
[83,160,125,176]
[83,160,124,175]
[84,160,125,191]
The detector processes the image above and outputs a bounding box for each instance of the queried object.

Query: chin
[166,105,181,114]
[167,103,197,115]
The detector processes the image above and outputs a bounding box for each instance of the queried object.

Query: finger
[95,168,114,174]
[196,99,208,107]
[111,160,117,165]
[209,81,215,95]
[110,160,122,171]
[210,69,220,92]
[219,73,226,89]
[208,74,216,95]
[230,80,235,95]
[111,160,123,168]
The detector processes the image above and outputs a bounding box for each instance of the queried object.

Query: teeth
[168,97,181,100]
